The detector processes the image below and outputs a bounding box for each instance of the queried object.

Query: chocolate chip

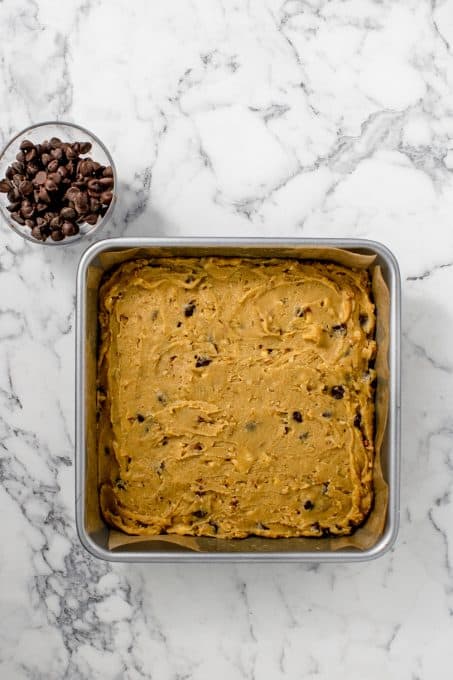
[284,425,290,434]
[192,509,207,519]
[292,410,303,423]
[304,500,314,510]
[322,411,332,418]
[50,147,63,161]
[19,139,34,151]
[184,302,196,317]
[60,206,76,220]
[20,201,35,219]
[34,170,47,185]
[87,178,102,193]
[25,147,37,162]
[45,178,58,193]
[84,213,98,225]
[74,192,89,214]
[78,158,95,176]
[11,212,25,225]
[19,180,33,196]
[354,412,361,428]
[11,161,25,174]
[195,357,211,368]
[89,197,101,213]
[79,141,92,154]
[331,385,345,400]
[51,229,64,241]
[115,478,126,490]
[100,190,113,205]
[37,186,50,203]
[31,226,43,240]
[136,414,145,422]
[332,323,347,335]
[26,162,39,177]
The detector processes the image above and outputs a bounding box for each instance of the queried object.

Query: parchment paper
[89,246,389,553]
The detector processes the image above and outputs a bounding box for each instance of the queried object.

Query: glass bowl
[0,121,117,246]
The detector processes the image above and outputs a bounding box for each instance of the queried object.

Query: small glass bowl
[0,121,117,246]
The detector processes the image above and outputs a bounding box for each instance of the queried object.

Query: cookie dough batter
[98,257,376,538]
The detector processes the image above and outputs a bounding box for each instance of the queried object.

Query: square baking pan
[75,237,401,562]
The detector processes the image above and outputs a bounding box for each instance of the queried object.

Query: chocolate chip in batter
[331,385,345,400]
[195,356,211,368]
[184,301,196,317]
[284,426,290,435]
[115,478,126,490]
[192,509,207,519]
[136,413,145,422]
[176,321,182,327]
[295,306,310,317]
[304,500,314,510]
[292,410,303,423]
[322,411,332,418]
[161,437,168,446]
[359,313,368,327]
[354,412,362,428]
[332,323,347,335]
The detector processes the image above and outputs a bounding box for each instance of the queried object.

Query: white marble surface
[0,0,452,677]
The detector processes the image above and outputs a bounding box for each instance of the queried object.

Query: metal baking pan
[75,237,401,562]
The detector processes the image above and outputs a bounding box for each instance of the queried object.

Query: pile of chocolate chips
[0,137,114,242]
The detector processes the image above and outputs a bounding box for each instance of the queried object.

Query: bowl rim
[0,120,117,246]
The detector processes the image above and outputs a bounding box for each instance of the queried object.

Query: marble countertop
[1,0,452,678]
